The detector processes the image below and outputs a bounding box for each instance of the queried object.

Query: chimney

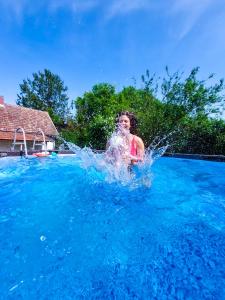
[0,96,5,109]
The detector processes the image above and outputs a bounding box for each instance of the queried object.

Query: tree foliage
[17,67,225,154]
[70,68,225,154]
[161,67,224,116]
[73,83,117,148]
[17,69,70,124]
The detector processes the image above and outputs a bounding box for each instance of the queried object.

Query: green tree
[171,115,225,155]
[17,69,70,123]
[160,67,224,116]
[70,68,225,154]
[140,67,225,150]
[74,83,117,148]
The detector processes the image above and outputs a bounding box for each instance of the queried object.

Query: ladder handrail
[11,127,28,157]
[32,128,47,153]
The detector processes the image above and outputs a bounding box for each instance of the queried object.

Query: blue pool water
[0,156,225,299]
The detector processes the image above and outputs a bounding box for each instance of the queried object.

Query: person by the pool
[106,111,145,165]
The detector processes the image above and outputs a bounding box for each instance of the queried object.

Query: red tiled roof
[0,104,58,141]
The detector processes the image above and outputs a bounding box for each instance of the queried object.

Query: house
[0,96,59,152]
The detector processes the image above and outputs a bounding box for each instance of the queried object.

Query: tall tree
[17,69,70,123]
[75,83,117,148]
[160,67,224,116]
[65,68,225,154]
[140,67,225,148]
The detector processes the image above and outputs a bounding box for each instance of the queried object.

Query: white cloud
[0,0,217,31]
[0,0,29,22]
[0,0,154,26]
[170,0,214,39]
[48,0,99,13]
[105,0,151,19]
[0,0,100,22]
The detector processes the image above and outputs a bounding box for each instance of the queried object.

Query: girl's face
[118,115,131,130]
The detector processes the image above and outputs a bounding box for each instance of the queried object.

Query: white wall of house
[0,140,44,152]
[0,140,11,151]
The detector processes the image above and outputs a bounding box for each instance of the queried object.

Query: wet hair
[115,111,138,134]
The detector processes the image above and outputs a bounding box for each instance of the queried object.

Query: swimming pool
[0,156,225,299]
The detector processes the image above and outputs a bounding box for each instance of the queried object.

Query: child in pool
[106,111,145,166]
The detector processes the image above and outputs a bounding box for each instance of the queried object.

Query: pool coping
[163,153,225,162]
[0,150,224,162]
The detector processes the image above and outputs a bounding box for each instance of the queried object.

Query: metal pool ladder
[11,127,28,157]
[32,128,47,153]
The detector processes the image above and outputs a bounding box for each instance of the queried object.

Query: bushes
[23,68,223,154]
[68,68,224,154]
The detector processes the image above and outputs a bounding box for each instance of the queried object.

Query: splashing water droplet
[56,128,169,188]
[40,235,46,242]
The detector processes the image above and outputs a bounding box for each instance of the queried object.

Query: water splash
[57,130,168,188]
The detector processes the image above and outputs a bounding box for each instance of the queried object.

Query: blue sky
[0,0,225,110]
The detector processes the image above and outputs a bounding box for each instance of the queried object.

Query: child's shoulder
[134,135,144,147]
[133,135,142,142]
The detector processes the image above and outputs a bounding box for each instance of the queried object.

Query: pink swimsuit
[130,136,137,156]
